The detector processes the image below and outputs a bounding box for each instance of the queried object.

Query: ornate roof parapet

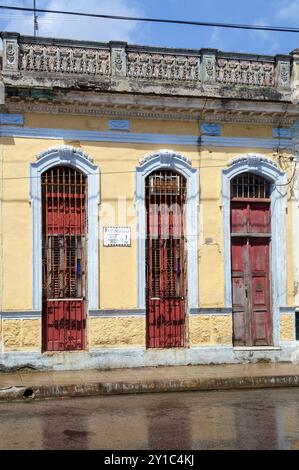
[126,47,200,82]
[0,32,295,102]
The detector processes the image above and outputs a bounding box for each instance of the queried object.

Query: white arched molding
[222,154,287,346]
[292,121,299,308]
[136,149,199,310]
[30,146,100,311]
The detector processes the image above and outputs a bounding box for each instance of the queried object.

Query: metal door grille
[231,172,270,199]
[146,170,187,348]
[42,166,87,351]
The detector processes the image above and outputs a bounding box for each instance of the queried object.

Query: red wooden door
[146,171,186,348]
[231,238,271,346]
[231,173,272,346]
[42,167,87,351]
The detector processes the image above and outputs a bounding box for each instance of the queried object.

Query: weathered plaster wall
[189,315,233,346]
[280,314,295,342]
[221,123,273,138]
[1,118,293,312]
[23,112,276,138]
[89,317,145,348]
[0,112,296,360]
[2,319,41,351]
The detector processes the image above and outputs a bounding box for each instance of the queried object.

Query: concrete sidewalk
[1,363,299,401]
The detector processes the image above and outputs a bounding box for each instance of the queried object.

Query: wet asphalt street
[0,388,299,450]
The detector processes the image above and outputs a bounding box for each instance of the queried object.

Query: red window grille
[146,170,187,348]
[41,166,87,351]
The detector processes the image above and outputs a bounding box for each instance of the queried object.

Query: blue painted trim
[89,309,145,317]
[108,120,130,131]
[190,308,232,315]
[1,311,41,319]
[280,307,295,315]
[201,135,293,149]
[0,125,294,149]
[0,126,198,145]
[272,128,293,139]
[200,123,221,136]
[0,114,24,126]
[296,312,299,341]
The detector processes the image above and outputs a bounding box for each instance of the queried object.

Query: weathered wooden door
[146,170,187,348]
[42,166,87,351]
[231,173,272,346]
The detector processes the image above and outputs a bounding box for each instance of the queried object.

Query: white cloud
[250,18,271,42]
[248,17,280,54]
[276,0,299,23]
[1,0,144,43]
[209,27,220,47]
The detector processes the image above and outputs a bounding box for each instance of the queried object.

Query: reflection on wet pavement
[0,388,299,449]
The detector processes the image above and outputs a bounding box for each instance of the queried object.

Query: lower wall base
[1,344,299,371]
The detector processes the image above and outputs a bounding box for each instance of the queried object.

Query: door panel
[248,202,271,234]
[231,201,271,234]
[231,202,248,233]
[231,173,272,347]
[146,171,186,349]
[250,239,271,346]
[231,235,272,346]
[231,238,248,345]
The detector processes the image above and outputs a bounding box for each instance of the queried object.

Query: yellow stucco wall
[89,316,145,348]
[189,315,233,346]
[0,112,296,351]
[221,123,273,138]
[3,312,295,352]
[2,319,41,351]
[280,314,295,342]
[23,113,274,138]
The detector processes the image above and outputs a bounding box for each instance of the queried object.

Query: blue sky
[0,0,299,55]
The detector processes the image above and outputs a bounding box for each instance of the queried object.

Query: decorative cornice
[37,145,93,162]
[139,149,192,167]
[228,154,279,169]
[4,101,298,126]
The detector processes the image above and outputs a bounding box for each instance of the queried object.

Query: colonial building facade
[0,32,299,370]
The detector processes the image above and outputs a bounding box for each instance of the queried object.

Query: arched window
[231,173,270,200]
[230,172,272,346]
[41,166,87,351]
[145,169,187,348]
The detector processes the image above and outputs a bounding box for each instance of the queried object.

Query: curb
[1,374,299,401]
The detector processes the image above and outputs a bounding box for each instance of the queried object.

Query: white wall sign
[103,226,131,247]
